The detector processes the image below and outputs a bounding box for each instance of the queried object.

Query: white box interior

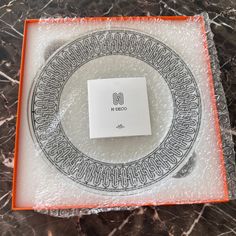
[14,17,228,209]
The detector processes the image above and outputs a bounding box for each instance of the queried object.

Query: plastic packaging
[12,13,236,217]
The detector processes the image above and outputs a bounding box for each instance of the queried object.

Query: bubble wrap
[12,13,236,217]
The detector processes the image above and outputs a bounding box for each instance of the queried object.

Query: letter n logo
[113,92,124,105]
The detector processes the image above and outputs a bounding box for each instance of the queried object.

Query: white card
[87,77,152,138]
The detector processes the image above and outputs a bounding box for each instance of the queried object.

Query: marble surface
[0,0,236,235]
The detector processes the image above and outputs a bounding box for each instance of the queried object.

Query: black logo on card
[116,124,125,129]
[111,92,127,112]
[113,92,124,105]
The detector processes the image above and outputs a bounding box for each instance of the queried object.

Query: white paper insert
[87,77,152,138]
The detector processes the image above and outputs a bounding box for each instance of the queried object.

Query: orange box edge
[12,15,229,211]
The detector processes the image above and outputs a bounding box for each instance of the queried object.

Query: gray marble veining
[0,0,236,235]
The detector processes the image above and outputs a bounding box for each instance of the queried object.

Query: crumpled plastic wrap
[202,12,236,200]
[13,12,236,218]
